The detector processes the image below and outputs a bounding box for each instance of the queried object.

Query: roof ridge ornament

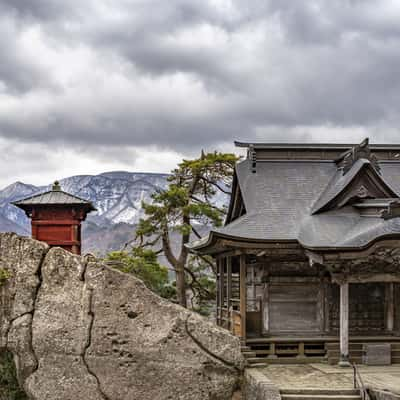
[248,145,257,173]
[52,180,61,191]
[338,138,381,175]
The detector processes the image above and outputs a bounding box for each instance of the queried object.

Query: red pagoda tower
[12,181,96,255]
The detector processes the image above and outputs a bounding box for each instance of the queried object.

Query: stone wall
[243,369,281,400]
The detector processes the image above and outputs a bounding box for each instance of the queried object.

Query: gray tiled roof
[13,189,96,211]
[189,157,400,251]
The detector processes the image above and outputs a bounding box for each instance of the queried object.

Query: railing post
[297,342,305,358]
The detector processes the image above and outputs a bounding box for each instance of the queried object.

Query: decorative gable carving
[337,138,381,175]
[336,171,395,209]
[312,156,399,214]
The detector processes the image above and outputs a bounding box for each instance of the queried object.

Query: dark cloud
[0,0,79,22]
[0,0,400,155]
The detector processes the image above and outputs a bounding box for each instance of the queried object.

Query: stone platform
[257,364,400,394]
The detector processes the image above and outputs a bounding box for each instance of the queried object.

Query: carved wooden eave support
[306,247,400,283]
[328,248,400,284]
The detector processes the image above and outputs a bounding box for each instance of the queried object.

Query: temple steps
[246,356,326,366]
[243,338,400,366]
[326,342,400,365]
[281,390,360,395]
[280,394,361,400]
[243,339,327,365]
[280,389,361,400]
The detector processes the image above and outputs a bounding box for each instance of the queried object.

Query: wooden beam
[240,254,247,340]
[332,273,400,284]
[323,240,400,261]
[339,282,350,367]
[220,239,299,249]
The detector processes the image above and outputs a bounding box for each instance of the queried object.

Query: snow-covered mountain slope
[0,171,229,254]
[0,171,170,232]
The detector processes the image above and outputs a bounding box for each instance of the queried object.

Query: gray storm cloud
[0,0,400,152]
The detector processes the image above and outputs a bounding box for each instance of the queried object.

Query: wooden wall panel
[329,283,385,333]
[268,283,321,333]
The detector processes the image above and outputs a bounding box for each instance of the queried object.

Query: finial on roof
[338,138,381,175]
[248,144,257,173]
[52,181,61,191]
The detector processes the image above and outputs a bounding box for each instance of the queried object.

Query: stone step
[242,351,257,358]
[327,352,400,360]
[328,358,362,365]
[281,394,361,400]
[326,342,400,349]
[326,350,364,356]
[246,356,326,365]
[281,389,360,396]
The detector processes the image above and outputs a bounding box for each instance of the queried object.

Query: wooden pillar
[386,282,395,333]
[226,256,232,330]
[263,282,270,335]
[323,280,330,333]
[240,254,247,340]
[220,258,225,326]
[339,282,350,367]
[216,258,221,325]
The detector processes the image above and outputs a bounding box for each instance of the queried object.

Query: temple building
[12,181,96,255]
[189,139,400,366]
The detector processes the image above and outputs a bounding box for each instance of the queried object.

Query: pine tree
[136,151,238,307]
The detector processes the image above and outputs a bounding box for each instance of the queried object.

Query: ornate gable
[312,139,399,214]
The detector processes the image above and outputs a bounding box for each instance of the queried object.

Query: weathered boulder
[0,233,244,400]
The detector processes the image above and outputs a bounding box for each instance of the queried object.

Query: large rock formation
[0,233,244,400]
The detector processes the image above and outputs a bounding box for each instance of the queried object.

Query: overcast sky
[1,0,400,188]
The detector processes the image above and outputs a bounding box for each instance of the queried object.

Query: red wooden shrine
[13,181,96,255]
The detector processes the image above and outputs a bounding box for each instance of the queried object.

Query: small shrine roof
[12,181,96,211]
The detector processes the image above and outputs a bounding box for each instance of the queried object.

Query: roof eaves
[234,141,400,151]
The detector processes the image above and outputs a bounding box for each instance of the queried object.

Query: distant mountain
[0,171,170,253]
[0,171,227,255]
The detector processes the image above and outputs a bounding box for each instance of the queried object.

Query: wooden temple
[12,181,96,255]
[189,139,400,365]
